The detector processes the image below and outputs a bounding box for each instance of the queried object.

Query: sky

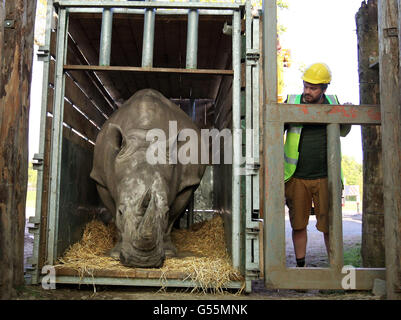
[278,0,364,163]
[28,0,365,163]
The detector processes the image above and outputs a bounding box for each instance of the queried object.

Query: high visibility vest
[284,94,341,182]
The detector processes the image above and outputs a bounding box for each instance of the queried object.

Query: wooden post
[356,0,385,268]
[378,0,401,300]
[0,0,36,299]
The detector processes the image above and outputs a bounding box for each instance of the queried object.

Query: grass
[343,244,362,267]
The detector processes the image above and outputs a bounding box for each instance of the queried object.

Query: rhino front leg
[163,187,197,257]
[163,234,177,257]
[108,241,122,260]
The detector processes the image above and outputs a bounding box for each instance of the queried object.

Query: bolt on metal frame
[33,0,260,290]
[262,0,385,290]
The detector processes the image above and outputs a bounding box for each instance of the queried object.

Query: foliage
[27,162,37,208]
[28,162,38,187]
[341,155,362,187]
[343,244,362,268]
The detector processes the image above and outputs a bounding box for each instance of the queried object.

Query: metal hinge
[246,269,260,279]
[246,49,260,60]
[246,227,260,240]
[246,49,260,66]
[28,215,40,235]
[245,160,260,176]
[32,153,44,170]
[252,209,260,221]
[37,46,50,61]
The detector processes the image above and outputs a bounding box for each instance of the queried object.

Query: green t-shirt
[293,95,331,179]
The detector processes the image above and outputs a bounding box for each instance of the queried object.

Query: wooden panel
[68,17,123,104]
[63,125,94,152]
[66,70,114,118]
[68,13,233,101]
[57,135,98,258]
[66,36,116,116]
[48,85,100,142]
[54,265,242,281]
[64,64,234,75]
[214,74,233,130]
[64,75,107,128]
[63,99,100,142]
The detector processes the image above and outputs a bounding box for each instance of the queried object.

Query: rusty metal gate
[261,0,385,290]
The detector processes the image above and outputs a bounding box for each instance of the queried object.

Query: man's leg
[292,228,307,267]
[312,178,330,262]
[286,178,311,267]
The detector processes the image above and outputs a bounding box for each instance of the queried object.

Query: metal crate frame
[29,0,262,293]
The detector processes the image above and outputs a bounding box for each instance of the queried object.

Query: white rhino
[90,89,206,267]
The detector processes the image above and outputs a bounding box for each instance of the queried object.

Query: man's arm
[339,102,353,137]
[340,124,352,137]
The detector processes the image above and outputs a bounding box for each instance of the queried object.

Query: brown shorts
[285,177,329,233]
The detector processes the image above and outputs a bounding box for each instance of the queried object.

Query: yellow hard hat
[302,63,332,84]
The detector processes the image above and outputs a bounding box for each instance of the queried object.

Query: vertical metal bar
[263,0,277,106]
[186,0,199,69]
[252,14,260,212]
[142,0,155,68]
[99,8,113,66]
[47,8,68,265]
[244,0,254,292]
[231,8,242,270]
[245,0,253,230]
[30,0,55,284]
[327,124,343,269]
[263,0,286,286]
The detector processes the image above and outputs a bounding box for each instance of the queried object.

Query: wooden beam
[0,0,36,299]
[356,0,385,268]
[265,103,381,125]
[378,0,401,299]
[64,64,234,76]
[265,268,385,290]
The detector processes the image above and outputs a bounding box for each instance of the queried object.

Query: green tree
[341,155,362,187]
[28,162,37,187]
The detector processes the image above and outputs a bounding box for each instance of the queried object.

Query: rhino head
[92,123,173,268]
[116,171,169,268]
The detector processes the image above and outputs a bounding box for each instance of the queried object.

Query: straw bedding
[57,214,244,293]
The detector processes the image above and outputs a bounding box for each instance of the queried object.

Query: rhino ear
[107,123,126,151]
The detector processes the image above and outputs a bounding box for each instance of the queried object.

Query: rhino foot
[163,237,177,258]
[107,242,122,260]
